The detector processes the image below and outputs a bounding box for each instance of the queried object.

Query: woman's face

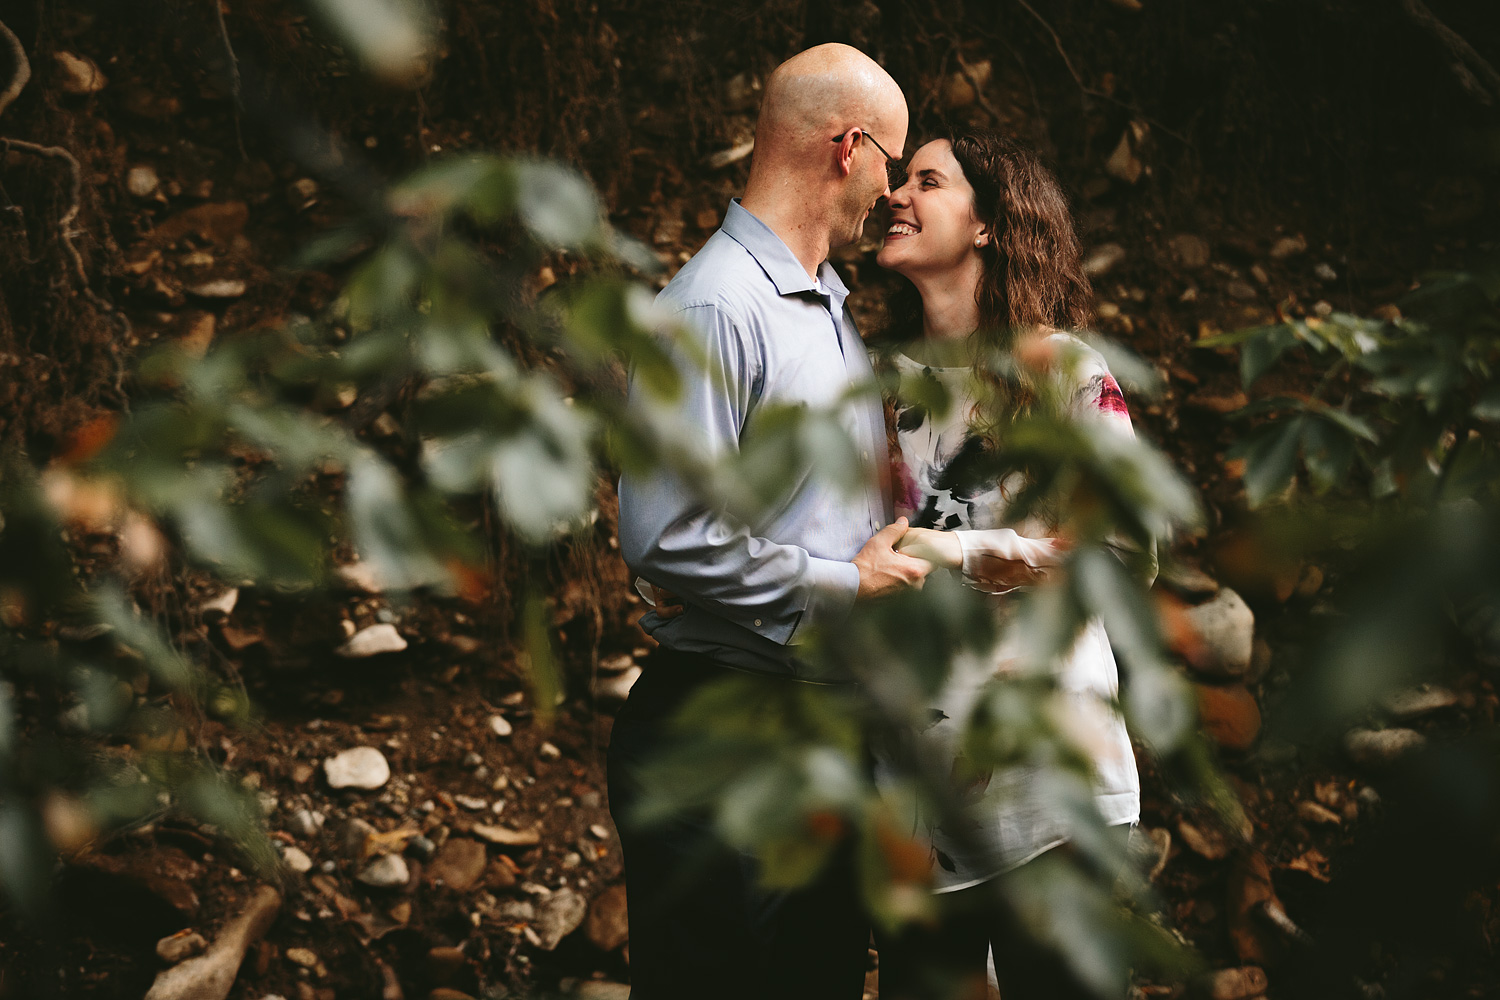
[876,140,987,279]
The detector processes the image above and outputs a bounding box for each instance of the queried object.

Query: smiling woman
[869,128,1143,1000]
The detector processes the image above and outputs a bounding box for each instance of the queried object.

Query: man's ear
[834,132,857,178]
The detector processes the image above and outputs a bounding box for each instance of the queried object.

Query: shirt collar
[721,199,850,302]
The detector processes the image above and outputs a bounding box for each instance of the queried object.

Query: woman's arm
[897,526,1067,593]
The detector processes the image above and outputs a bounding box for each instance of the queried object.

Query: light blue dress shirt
[618,200,891,679]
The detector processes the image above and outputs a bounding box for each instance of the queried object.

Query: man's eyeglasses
[831,128,905,189]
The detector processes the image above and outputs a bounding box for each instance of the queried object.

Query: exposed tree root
[1399,0,1500,107]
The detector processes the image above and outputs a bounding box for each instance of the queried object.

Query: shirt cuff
[787,556,861,645]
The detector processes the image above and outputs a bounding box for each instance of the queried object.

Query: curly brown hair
[878,128,1093,498]
[883,126,1093,352]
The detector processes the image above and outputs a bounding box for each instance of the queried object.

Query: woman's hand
[894,526,964,571]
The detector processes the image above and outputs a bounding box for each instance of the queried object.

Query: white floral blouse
[887,332,1142,892]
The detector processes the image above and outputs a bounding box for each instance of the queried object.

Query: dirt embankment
[0,1,1497,998]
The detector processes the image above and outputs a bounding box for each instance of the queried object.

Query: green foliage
[1200,261,1500,509]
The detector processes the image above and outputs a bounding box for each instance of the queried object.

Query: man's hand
[636,578,686,619]
[854,518,934,600]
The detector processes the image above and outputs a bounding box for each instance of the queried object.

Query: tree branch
[0,17,31,120]
[1399,0,1500,107]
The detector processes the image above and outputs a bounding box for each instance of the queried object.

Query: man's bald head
[755,43,907,155]
[739,44,908,274]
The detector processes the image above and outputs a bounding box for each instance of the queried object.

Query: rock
[219,625,264,652]
[1269,235,1307,259]
[143,885,280,1000]
[357,854,410,889]
[1226,280,1258,301]
[495,899,536,922]
[1382,684,1459,720]
[128,166,161,199]
[1158,564,1220,600]
[576,983,632,1000]
[706,139,754,170]
[538,741,562,761]
[487,714,512,738]
[589,824,611,840]
[1197,966,1268,1000]
[1250,264,1270,286]
[724,72,761,111]
[426,838,487,892]
[594,665,641,703]
[407,835,437,861]
[534,888,588,950]
[1295,800,1342,826]
[1226,852,1277,963]
[598,653,635,674]
[1314,262,1338,282]
[939,59,992,110]
[285,947,318,968]
[54,51,107,94]
[336,560,387,594]
[585,884,629,952]
[1195,684,1261,752]
[1294,565,1324,599]
[288,809,324,838]
[447,634,482,657]
[336,623,407,658]
[199,588,237,619]
[1344,727,1426,767]
[156,930,208,964]
[281,846,314,874]
[1185,391,1248,415]
[286,178,318,210]
[324,747,390,790]
[1168,234,1211,270]
[150,201,250,245]
[428,990,476,1000]
[1081,243,1126,278]
[427,945,466,984]
[453,794,488,811]
[471,823,541,848]
[1177,588,1254,679]
[1105,128,1142,184]
[1247,637,1273,685]
[1176,818,1231,861]
[187,279,247,299]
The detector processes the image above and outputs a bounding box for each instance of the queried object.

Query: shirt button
[861,450,870,461]
[754,618,763,627]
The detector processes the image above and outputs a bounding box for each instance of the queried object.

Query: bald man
[611,44,926,1000]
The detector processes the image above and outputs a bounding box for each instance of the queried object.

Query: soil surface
[1,1,1498,998]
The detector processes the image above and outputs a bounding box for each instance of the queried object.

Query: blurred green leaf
[514,160,603,248]
[0,804,53,915]
[522,592,560,728]
[347,453,452,591]
[306,0,434,84]
[1231,417,1304,507]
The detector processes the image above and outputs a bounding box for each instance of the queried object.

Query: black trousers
[877,827,1135,1000]
[606,649,870,1000]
